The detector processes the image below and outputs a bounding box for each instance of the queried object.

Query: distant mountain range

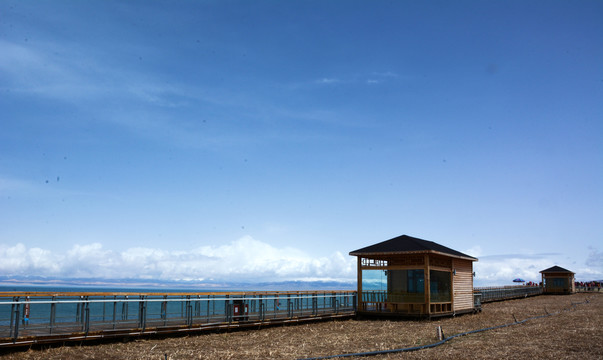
[0,275,356,291]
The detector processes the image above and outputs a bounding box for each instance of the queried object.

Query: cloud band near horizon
[1,237,600,286]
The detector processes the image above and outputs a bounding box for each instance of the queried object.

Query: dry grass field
[1,293,601,359]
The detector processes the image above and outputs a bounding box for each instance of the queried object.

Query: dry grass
[1,293,601,359]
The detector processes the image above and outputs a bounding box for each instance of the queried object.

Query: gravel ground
[1,293,601,360]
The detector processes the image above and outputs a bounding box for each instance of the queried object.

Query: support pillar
[425,254,431,316]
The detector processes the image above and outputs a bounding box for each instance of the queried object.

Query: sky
[1,0,602,287]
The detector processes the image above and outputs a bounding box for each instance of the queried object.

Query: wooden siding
[356,251,476,317]
[389,255,425,266]
[542,273,575,294]
[452,258,473,312]
[430,255,452,269]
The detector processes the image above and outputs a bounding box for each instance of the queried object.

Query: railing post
[112,296,117,329]
[9,297,17,338]
[259,295,264,321]
[161,295,168,326]
[184,295,189,325]
[84,298,90,336]
[225,295,231,323]
[49,296,56,334]
[180,296,184,319]
[13,300,20,343]
[212,295,215,318]
[195,295,201,317]
[138,295,147,331]
[206,295,210,323]
[79,297,85,331]
[76,297,81,323]
[186,296,192,327]
[81,296,86,326]
[122,296,129,321]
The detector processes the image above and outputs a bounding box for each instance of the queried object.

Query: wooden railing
[0,290,356,347]
[474,286,542,302]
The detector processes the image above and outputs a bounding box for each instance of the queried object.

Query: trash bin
[233,300,248,321]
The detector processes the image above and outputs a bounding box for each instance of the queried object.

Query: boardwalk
[1,293,600,360]
[1,286,551,347]
[0,290,356,347]
[474,285,542,303]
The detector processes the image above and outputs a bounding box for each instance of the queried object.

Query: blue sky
[1,0,602,287]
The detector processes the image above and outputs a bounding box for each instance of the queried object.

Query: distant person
[23,296,30,325]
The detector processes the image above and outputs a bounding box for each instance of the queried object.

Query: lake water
[0,285,352,328]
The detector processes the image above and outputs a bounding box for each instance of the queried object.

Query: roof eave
[349,249,477,262]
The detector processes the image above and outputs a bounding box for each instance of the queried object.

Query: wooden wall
[452,258,474,312]
[542,273,575,294]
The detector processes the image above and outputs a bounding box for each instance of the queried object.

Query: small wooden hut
[350,235,478,318]
[540,266,575,294]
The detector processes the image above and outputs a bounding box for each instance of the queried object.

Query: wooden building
[350,235,478,318]
[540,266,575,294]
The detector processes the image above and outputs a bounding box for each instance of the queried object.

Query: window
[385,269,425,303]
[429,270,451,302]
[407,270,425,294]
[361,269,387,291]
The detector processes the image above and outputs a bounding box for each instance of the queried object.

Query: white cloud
[371,71,399,78]
[1,39,381,151]
[0,39,192,108]
[316,78,340,84]
[0,39,102,99]
[585,246,603,268]
[312,71,402,87]
[0,175,37,194]
[0,236,356,283]
[471,251,603,286]
[473,255,551,286]
[463,245,483,258]
[2,240,601,287]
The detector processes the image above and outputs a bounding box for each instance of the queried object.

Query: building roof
[349,234,477,261]
[540,265,574,274]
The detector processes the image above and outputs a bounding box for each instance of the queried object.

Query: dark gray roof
[349,235,477,261]
[540,265,574,274]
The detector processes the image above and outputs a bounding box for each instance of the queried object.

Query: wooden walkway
[0,290,356,347]
[0,286,548,347]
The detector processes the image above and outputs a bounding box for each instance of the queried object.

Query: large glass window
[361,269,387,291]
[549,277,569,289]
[386,269,424,303]
[407,270,425,293]
[361,269,387,303]
[429,270,451,302]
